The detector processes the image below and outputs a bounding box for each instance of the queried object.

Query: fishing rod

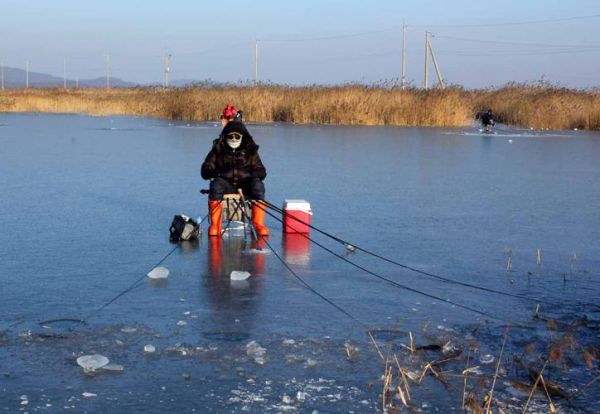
[259,206,508,323]
[260,200,551,305]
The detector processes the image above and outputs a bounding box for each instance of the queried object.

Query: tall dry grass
[471,84,600,131]
[0,84,599,130]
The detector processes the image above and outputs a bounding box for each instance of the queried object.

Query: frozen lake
[1,113,599,412]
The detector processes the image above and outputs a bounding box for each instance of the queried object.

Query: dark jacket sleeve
[201,148,218,180]
[250,151,267,180]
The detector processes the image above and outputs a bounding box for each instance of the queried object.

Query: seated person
[201,111,269,237]
[480,109,495,128]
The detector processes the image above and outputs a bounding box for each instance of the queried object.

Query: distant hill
[0,66,231,89]
[0,66,137,88]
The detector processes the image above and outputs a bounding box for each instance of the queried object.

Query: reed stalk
[1,84,599,130]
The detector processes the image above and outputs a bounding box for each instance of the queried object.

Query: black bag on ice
[169,215,199,242]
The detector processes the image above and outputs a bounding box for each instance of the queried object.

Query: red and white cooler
[283,199,312,234]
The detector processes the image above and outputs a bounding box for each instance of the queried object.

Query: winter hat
[222,120,248,149]
[221,102,238,120]
[222,120,250,138]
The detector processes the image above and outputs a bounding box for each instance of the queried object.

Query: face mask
[226,132,243,149]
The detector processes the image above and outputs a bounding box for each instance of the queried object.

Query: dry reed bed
[0,85,599,130]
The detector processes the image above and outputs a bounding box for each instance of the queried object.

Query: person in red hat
[220,102,239,127]
[201,103,268,237]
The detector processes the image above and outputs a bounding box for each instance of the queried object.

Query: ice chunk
[176,320,188,326]
[120,327,136,333]
[101,363,124,373]
[231,270,251,281]
[304,358,317,368]
[77,354,109,373]
[144,344,156,353]
[82,392,97,398]
[147,266,170,279]
[244,248,269,255]
[246,340,266,364]
[480,354,495,364]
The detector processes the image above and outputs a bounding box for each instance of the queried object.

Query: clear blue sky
[0,0,599,88]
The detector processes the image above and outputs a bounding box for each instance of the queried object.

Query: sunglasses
[226,132,243,141]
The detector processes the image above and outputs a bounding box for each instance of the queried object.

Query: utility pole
[63,57,67,88]
[26,61,30,88]
[254,39,259,85]
[163,53,171,87]
[424,32,429,90]
[105,54,111,89]
[427,35,445,89]
[76,76,79,88]
[401,23,407,89]
[1,63,4,90]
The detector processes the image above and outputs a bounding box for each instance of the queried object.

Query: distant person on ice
[480,109,495,129]
[201,103,269,237]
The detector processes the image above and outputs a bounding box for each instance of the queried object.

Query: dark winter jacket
[481,112,495,126]
[201,128,266,185]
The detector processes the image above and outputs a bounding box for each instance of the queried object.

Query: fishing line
[82,244,180,322]
[236,203,370,330]
[39,211,213,327]
[259,206,506,322]
[260,200,550,305]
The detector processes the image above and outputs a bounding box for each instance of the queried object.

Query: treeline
[0,84,598,130]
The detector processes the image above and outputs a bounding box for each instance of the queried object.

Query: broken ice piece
[144,344,156,353]
[120,327,137,333]
[77,354,109,372]
[82,392,97,398]
[176,320,188,326]
[230,270,251,281]
[480,354,495,364]
[147,266,170,280]
[101,363,124,373]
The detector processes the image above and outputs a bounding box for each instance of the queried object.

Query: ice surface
[147,266,170,279]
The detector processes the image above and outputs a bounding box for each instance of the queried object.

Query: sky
[0,0,599,88]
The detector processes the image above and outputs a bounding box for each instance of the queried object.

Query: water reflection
[203,236,265,332]
[282,233,311,267]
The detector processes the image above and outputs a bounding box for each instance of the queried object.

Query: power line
[437,48,600,57]
[411,13,600,28]
[432,34,600,49]
[260,28,395,43]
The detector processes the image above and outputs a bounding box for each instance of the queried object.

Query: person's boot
[251,201,269,236]
[208,200,222,236]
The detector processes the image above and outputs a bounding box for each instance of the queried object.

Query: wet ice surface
[1,114,599,412]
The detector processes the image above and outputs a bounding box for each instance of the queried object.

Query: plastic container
[283,200,312,233]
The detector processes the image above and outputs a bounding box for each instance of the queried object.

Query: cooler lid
[283,199,311,211]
